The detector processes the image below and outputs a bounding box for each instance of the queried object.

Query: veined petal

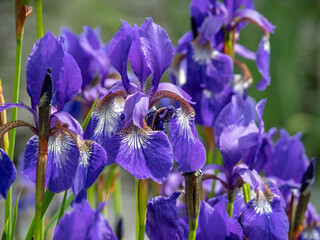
[106,124,173,183]
[138,18,174,96]
[146,192,183,240]
[73,140,107,203]
[0,148,16,199]
[85,91,126,150]
[239,188,289,240]
[47,129,80,193]
[108,20,135,94]
[26,31,64,109]
[22,136,40,183]
[169,107,206,172]
[55,53,82,111]
[155,82,193,103]
[256,35,271,90]
[124,92,149,129]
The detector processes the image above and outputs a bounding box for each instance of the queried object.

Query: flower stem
[227,189,236,218]
[242,183,251,204]
[114,167,123,239]
[136,179,148,240]
[35,0,43,39]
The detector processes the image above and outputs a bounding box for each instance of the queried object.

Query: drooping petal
[239,188,289,240]
[26,31,65,109]
[55,53,82,110]
[106,124,173,183]
[22,135,40,183]
[256,35,271,90]
[0,103,38,124]
[205,51,233,93]
[54,200,116,240]
[0,149,16,199]
[73,140,107,203]
[196,201,227,240]
[85,91,126,150]
[169,108,206,172]
[155,82,193,103]
[108,20,135,94]
[138,18,174,96]
[146,192,183,240]
[234,43,256,60]
[235,9,275,34]
[175,32,193,53]
[46,129,80,193]
[123,92,149,129]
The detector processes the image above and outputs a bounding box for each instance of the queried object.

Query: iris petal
[0,148,16,199]
[106,124,173,183]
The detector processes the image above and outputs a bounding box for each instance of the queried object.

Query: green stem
[5,38,23,240]
[35,0,43,39]
[226,190,236,218]
[188,220,198,240]
[114,167,122,219]
[136,179,148,240]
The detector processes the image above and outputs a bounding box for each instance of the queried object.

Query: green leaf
[82,92,100,132]
[56,190,68,225]
[1,219,9,240]
[10,189,22,240]
[44,194,74,240]
[25,189,55,240]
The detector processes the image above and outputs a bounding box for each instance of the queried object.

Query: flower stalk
[35,0,43,39]
[136,179,148,240]
[184,170,202,240]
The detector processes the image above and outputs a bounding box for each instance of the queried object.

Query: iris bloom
[0,32,107,199]
[172,0,275,127]
[54,200,116,240]
[85,18,206,183]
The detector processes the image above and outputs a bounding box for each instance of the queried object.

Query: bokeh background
[0,0,319,239]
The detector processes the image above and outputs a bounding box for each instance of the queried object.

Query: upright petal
[190,0,210,27]
[73,140,107,203]
[108,20,135,94]
[26,31,64,109]
[128,26,151,91]
[146,192,183,240]
[55,53,82,110]
[138,18,174,95]
[265,129,309,183]
[123,92,149,129]
[256,35,271,90]
[197,201,227,240]
[52,111,83,137]
[0,149,16,199]
[106,124,173,183]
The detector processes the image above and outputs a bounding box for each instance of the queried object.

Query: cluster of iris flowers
[0,0,319,239]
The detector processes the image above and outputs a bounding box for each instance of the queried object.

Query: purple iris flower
[0,148,16,199]
[146,192,243,239]
[239,187,289,240]
[54,200,116,240]
[0,32,107,196]
[62,26,110,92]
[214,95,266,173]
[85,18,206,182]
[264,129,309,184]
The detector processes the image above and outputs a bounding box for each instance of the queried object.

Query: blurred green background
[0,0,319,224]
